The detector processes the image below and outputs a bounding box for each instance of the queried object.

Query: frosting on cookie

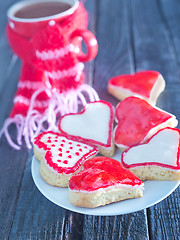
[58,100,114,147]
[69,157,143,192]
[108,71,163,98]
[122,128,180,170]
[114,96,177,149]
[34,131,99,174]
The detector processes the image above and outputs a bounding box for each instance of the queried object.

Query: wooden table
[0,0,180,239]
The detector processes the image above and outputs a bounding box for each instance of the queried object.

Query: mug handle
[70,29,98,62]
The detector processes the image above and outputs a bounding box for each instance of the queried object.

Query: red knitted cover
[8,3,87,118]
[1,3,99,149]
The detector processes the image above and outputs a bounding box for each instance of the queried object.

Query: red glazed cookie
[114,96,178,151]
[69,157,144,208]
[33,131,98,187]
[108,70,165,104]
[121,127,180,181]
[58,100,115,157]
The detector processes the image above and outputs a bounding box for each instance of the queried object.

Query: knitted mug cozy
[1,3,99,150]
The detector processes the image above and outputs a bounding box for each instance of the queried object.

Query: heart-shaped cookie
[69,157,144,208]
[33,131,98,187]
[122,127,180,169]
[108,70,165,104]
[58,100,115,156]
[114,96,178,151]
[121,127,180,181]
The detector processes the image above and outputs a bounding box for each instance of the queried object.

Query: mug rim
[7,0,79,23]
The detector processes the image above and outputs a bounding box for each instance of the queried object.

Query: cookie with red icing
[114,96,178,151]
[58,100,115,157]
[33,131,98,187]
[68,156,144,208]
[121,127,180,181]
[108,70,165,104]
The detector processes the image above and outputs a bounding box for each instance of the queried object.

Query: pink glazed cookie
[114,96,178,151]
[121,127,180,181]
[58,100,115,157]
[108,70,165,104]
[33,131,98,187]
[69,157,144,208]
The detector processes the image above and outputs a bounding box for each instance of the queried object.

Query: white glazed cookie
[108,70,165,105]
[58,100,115,157]
[121,127,180,181]
[68,157,144,208]
[33,131,99,187]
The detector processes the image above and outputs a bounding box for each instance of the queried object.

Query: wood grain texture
[130,0,180,114]
[0,0,21,128]
[82,0,149,239]
[0,1,28,239]
[83,211,148,240]
[129,0,180,239]
[8,152,84,240]
[0,136,28,239]
[93,0,136,105]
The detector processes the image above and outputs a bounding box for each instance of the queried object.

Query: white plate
[31,151,180,216]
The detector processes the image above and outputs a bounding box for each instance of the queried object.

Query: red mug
[7,0,98,62]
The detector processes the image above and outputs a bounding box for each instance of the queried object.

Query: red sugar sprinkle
[69,147,73,150]
[61,144,64,147]
[58,148,62,152]
[62,140,65,143]
[68,155,72,158]
[69,142,72,145]
[66,150,70,153]
[63,160,68,164]
[47,140,51,143]
[59,153,62,157]
[57,160,61,162]
[55,140,58,142]
[51,144,55,147]
[77,144,81,147]
[79,148,83,152]
[75,152,80,156]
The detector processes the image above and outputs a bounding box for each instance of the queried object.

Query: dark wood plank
[83,211,148,240]
[6,1,95,239]
[158,0,180,76]
[0,0,21,127]
[82,0,149,239]
[0,137,28,239]
[130,0,180,239]
[8,151,84,240]
[0,1,29,239]
[93,0,136,106]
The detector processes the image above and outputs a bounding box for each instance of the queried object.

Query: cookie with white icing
[121,127,180,181]
[114,96,178,151]
[108,70,165,105]
[58,100,115,157]
[69,157,144,208]
[33,131,99,187]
